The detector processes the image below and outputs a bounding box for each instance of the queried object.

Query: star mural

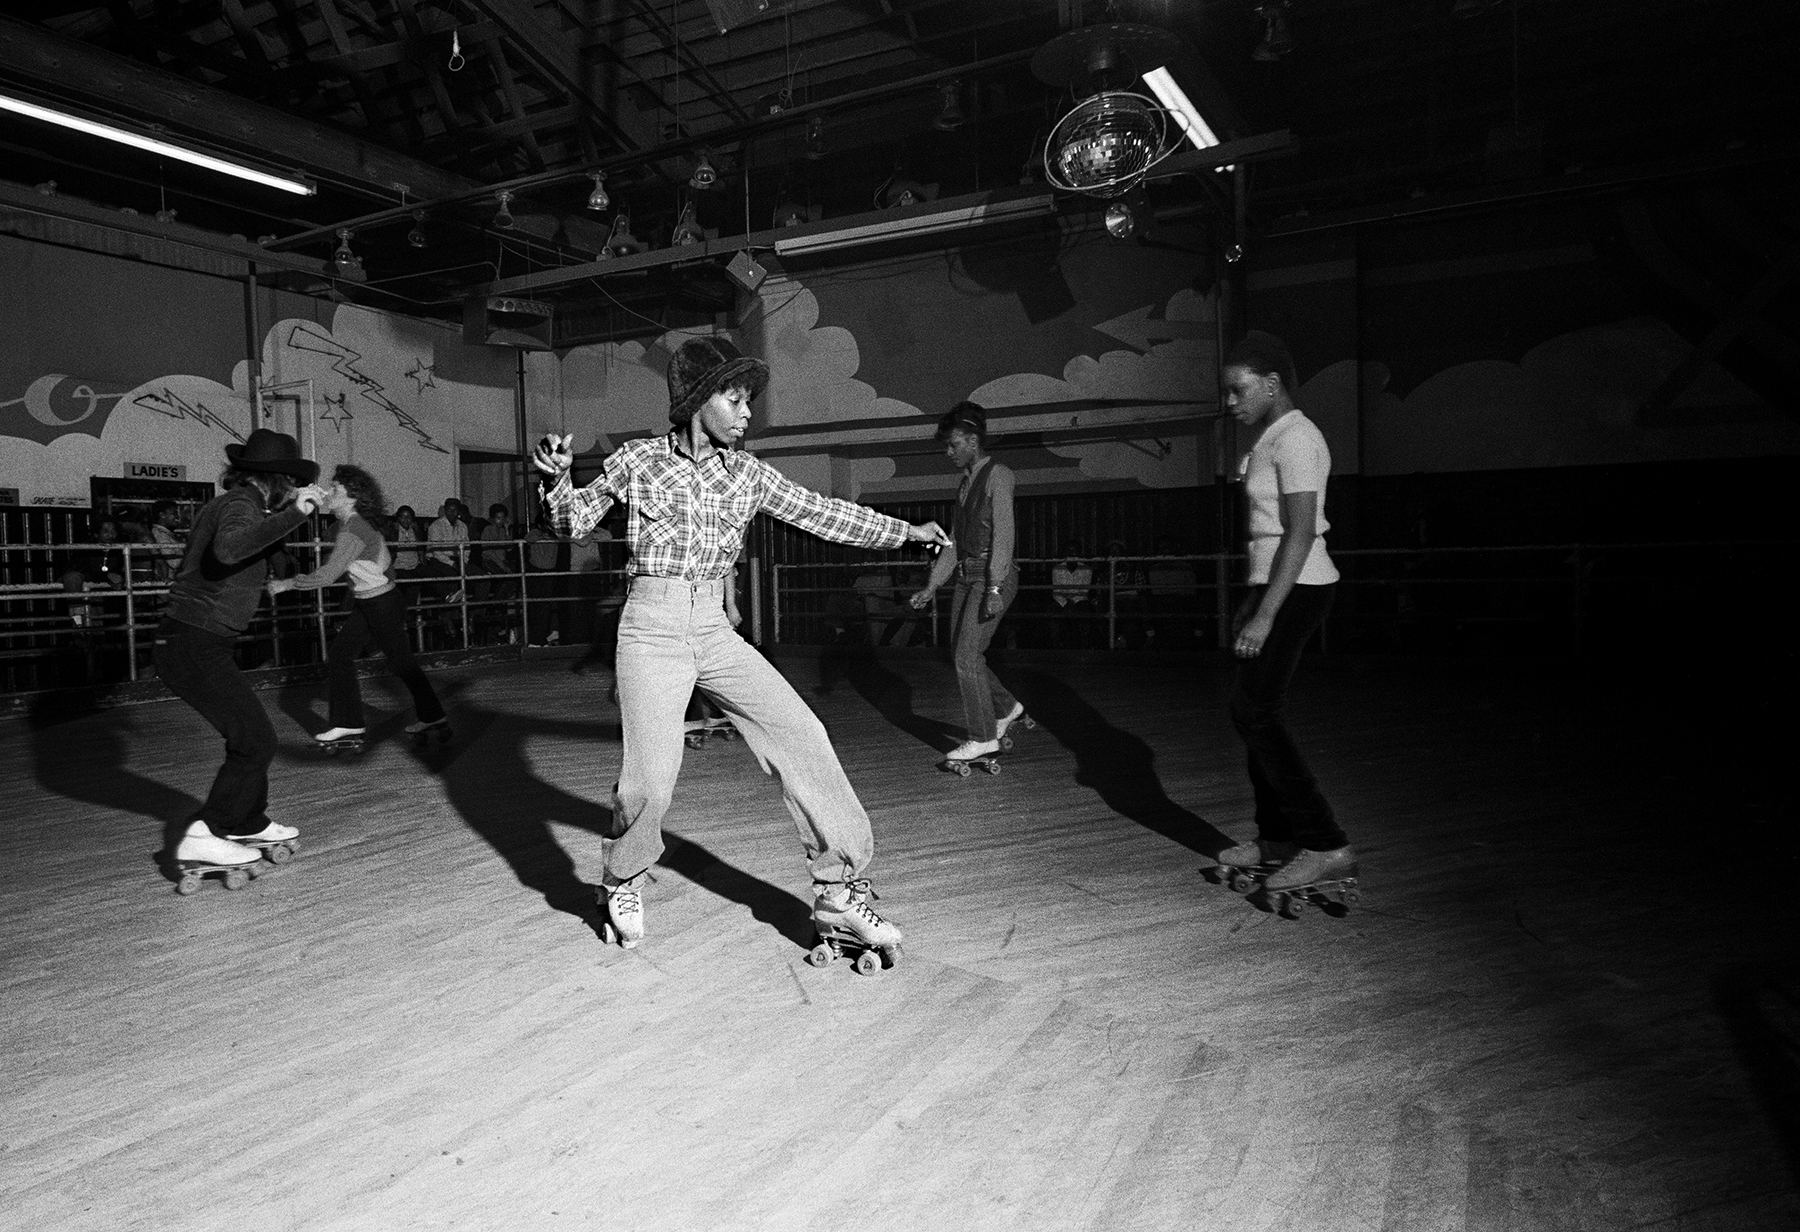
[405,359,437,394]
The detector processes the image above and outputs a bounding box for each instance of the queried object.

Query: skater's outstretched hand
[532,433,575,479]
[906,521,952,552]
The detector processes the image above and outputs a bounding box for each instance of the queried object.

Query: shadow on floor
[414,686,810,945]
[1003,667,1233,858]
[815,644,960,752]
[25,692,205,882]
[1713,964,1800,1189]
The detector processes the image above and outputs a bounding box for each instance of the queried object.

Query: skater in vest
[908,402,1030,769]
[157,430,326,873]
[271,464,448,749]
[1215,331,1358,897]
[532,335,951,960]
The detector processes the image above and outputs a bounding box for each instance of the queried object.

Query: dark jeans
[153,618,275,838]
[328,588,445,728]
[1229,583,1345,851]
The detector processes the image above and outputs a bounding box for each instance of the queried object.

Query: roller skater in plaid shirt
[534,336,950,967]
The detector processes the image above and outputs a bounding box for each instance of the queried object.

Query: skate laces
[840,878,884,926]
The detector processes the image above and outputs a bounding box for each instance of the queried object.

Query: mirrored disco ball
[1047,92,1165,197]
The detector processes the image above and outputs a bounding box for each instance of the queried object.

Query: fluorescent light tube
[0,92,316,196]
[774,194,1055,257]
[1141,67,1221,151]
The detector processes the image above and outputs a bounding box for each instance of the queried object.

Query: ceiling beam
[463,0,656,154]
[0,13,480,201]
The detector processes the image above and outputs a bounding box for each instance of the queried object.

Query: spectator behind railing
[1051,542,1096,649]
[390,504,424,582]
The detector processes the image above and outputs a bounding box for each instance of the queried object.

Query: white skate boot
[1262,845,1361,917]
[315,726,366,756]
[173,822,264,895]
[994,702,1036,748]
[808,878,902,974]
[234,820,301,864]
[1214,838,1299,893]
[939,738,1002,778]
[598,871,646,949]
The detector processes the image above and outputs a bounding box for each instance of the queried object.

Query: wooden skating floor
[3,652,1796,1231]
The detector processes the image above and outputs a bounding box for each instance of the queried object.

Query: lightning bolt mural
[285,322,449,454]
[132,387,247,442]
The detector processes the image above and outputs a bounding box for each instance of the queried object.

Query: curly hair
[1223,330,1298,393]
[332,464,387,520]
[222,467,296,505]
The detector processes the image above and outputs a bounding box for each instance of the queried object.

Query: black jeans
[328,588,445,728]
[153,618,275,838]
[1229,583,1345,851]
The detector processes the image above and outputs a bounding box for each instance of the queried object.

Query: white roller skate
[597,871,646,949]
[315,726,366,756]
[807,878,902,974]
[1214,838,1299,894]
[939,738,1002,778]
[173,821,264,895]
[995,701,1037,750]
[406,716,452,747]
[233,820,301,865]
[1262,845,1361,918]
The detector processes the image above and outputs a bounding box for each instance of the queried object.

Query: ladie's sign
[127,461,188,480]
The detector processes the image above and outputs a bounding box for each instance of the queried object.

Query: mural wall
[5,184,1794,527]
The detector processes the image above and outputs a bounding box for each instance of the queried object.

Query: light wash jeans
[608,576,875,887]
[950,560,1019,742]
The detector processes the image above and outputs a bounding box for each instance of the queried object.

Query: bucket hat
[667,336,769,425]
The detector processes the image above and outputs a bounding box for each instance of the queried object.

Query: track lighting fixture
[689,151,718,190]
[605,214,644,257]
[1104,199,1140,241]
[804,117,826,161]
[587,171,609,211]
[407,210,427,249]
[671,202,704,246]
[1253,1,1294,61]
[333,228,361,273]
[493,191,515,229]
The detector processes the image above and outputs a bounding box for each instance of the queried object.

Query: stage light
[493,191,515,229]
[407,210,428,249]
[804,117,826,160]
[605,214,644,256]
[934,82,966,131]
[690,152,718,190]
[0,91,316,195]
[672,202,704,246]
[1104,199,1139,240]
[774,201,806,228]
[587,171,609,211]
[1254,2,1294,61]
[333,228,362,273]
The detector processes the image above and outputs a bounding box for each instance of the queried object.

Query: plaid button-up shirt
[543,433,910,580]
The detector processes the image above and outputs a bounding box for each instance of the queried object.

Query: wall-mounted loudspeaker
[726,251,767,293]
[463,295,554,349]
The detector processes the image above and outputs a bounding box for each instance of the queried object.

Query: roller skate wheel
[685,733,704,748]
[1227,871,1253,893]
[600,922,618,945]
[808,942,836,968]
[998,735,1014,752]
[176,873,203,896]
[853,950,882,976]
[1274,892,1299,919]
[1021,716,1038,730]
[721,728,737,741]
[265,843,294,865]
[1342,887,1362,905]
[983,760,1002,775]
[222,868,251,891]
[953,762,971,777]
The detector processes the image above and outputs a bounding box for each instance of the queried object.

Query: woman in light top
[1215,331,1356,898]
[271,465,447,746]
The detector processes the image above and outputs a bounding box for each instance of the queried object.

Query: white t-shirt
[1239,409,1338,586]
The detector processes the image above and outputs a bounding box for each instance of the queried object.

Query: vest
[952,458,997,562]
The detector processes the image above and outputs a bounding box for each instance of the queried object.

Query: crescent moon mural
[0,374,128,445]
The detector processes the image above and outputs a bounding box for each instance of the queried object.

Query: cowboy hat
[225,429,319,483]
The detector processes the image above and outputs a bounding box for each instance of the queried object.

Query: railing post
[749,556,763,645]
[1572,543,1584,654]
[123,545,139,682]
[1107,558,1118,652]
[1215,552,1230,650]
[314,572,328,663]
[771,564,782,645]
[515,541,529,650]
[458,548,470,649]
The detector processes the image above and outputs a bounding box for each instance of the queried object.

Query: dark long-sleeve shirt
[164,487,311,636]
